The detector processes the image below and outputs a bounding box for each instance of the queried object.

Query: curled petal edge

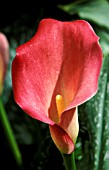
[49,124,74,154]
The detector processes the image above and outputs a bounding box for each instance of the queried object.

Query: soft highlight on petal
[49,124,74,154]
[12,55,54,125]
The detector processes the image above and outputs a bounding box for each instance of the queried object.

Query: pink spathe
[12,18,102,154]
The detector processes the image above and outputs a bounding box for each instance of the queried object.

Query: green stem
[0,97,24,169]
[62,152,76,170]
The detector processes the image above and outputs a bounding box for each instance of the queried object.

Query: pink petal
[0,33,9,94]
[59,107,79,144]
[49,124,74,154]
[12,56,54,125]
[49,19,102,119]
[12,19,102,124]
[12,19,63,124]
[0,33,9,66]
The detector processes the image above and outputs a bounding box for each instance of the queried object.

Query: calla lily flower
[0,33,9,94]
[12,19,102,154]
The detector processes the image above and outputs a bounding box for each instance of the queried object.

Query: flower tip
[49,124,74,154]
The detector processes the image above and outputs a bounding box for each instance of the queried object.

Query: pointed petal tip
[13,94,55,126]
[49,124,74,154]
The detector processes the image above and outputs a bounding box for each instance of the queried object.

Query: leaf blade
[86,55,109,170]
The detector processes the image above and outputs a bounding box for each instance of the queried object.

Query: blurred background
[0,0,109,170]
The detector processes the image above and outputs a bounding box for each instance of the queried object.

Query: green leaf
[85,55,109,170]
[59,0,109,29]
